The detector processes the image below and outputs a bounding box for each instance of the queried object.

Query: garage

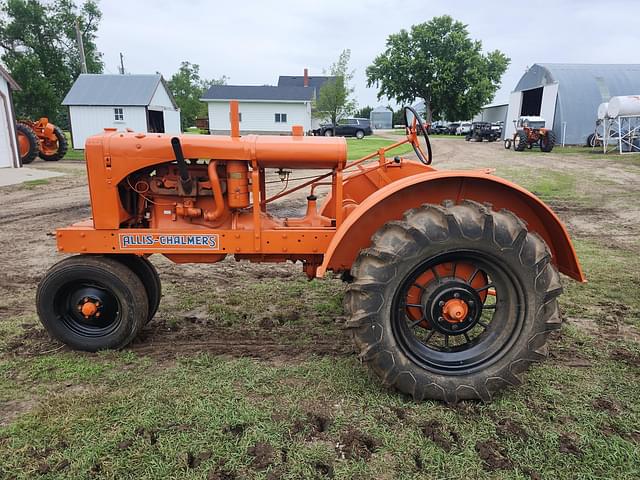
[0,65,21,168]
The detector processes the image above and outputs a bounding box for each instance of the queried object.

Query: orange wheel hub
[442,298,469,323]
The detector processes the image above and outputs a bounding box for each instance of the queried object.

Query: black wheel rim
[391,251,526,375]
[54,281,122,337]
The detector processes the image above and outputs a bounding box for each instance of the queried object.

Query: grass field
[2,140,639,479]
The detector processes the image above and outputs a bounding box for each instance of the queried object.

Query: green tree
[0,0,103,126]
[355,105,373,119]
[314,49,356,126]
[366,16,509,122]
[167,61,226,130]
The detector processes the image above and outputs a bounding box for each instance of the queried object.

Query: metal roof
[372,105,392,113]
[62,74,176,107]
[201,85,314,102]
[0,65,20,90]
[277,75,333,90]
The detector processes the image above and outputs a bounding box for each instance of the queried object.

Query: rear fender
[317,171,585,282]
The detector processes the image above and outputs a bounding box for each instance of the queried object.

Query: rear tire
[504,138,512,149]
[514,131,528,151]
[324,129,333,137]
[40,126,68,161]
[540,131,556,152]
[355,130,365,139]
[344,200,562,403]
[36,255,148,351]
[111,255,161,323]
[16,123,39,164]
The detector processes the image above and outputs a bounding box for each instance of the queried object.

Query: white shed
[0,65,21,168]
[201,85,315,135]
[62,74,181,149]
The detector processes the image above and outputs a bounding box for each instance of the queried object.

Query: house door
[148,109,165,133]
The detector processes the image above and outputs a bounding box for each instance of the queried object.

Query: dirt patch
[247,441,276,470]
[496,419,529,441]
[337,428,380,460]
[0,398,38,426]
[475,439,512,471]
[207,463,236,480]
[420,419,460,452]
[610,348,640,367]
[558,433,582,456]
[592,396,622,415]
[290,412,332,439]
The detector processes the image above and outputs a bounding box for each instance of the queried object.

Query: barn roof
[201,85,314,102]
[62,74,176,107]
[277,75,333,90]
[0,65,20,90]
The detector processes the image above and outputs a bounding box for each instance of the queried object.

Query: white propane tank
[607,95,640,118]
[597,102,609,120]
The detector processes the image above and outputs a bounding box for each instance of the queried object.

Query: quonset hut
[504,64,640,144]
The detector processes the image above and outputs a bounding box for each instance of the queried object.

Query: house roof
[277,75,334,90]
[62,74,177,108]
[0,65,20,91]
[201,85,314,102]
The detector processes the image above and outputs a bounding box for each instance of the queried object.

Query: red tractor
[37,104,584,403]
[504,117,556,152]
[16,117,68,164]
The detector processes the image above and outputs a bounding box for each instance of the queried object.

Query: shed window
[114,108,124,121]
[275,113,287,123]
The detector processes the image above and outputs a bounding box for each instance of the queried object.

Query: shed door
[540,83,559,130]
[504,91,522,140]
[0,95,13,168]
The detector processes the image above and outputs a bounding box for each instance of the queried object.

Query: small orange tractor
[504,116,556,152]
[16,117,68,164]
[37,103,584,403]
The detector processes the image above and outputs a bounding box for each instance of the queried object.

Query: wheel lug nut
[438,316,444,323]
[452,324,458,330]
[468,300,474,306]
[453,293,460,299]
[438,301,445,307]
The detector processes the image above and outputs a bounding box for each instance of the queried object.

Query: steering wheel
[403,106,433,165]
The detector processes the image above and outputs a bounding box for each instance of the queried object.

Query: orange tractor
[505,116,556,152]
[37,103,584,403]
[16,117,68,164]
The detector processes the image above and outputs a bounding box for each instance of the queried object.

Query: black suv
[316,118,373,139]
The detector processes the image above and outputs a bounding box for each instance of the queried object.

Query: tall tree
[0,0,103,126]
[167,61,226,130]
[366,16,509,122]
[355,105,373,119]
[314,49,356,126]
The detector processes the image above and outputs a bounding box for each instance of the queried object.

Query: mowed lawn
[1,144,639,479]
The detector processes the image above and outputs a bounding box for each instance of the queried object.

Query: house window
[238,112,242,122]
[114,107,124,121]
[275,113,287,123]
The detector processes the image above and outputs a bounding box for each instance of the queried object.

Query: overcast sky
[95,0,637,109]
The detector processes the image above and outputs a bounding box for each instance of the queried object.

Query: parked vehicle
[465,122,498,142]
[36,103,584,403]
[430,124,449,135]
[456,122,472,135]
[16,117,68,164]
[446,122,461,135]
[315,118,373,139]
[504,117,556,152]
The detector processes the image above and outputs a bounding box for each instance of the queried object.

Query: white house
[0,65,21,168]
[202,69,333,135]
[62,74,181,149]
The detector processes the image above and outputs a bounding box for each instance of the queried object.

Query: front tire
[110,255,161,323]
[344,201,562,403]
[40,125,68,161]
[36,255,149,351]
[16,123,39,164]
[355,130,365,139]
[324,129,333,137]
[514,131,528,151]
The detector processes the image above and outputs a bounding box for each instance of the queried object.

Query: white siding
[69,105,147,149]
[207,101,311,134]
[149,83,176,110]
[163,109,181,134]
[0,77,18,168]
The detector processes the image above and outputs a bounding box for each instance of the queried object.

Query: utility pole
[75,19,87,74]
[119,52,125,75]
